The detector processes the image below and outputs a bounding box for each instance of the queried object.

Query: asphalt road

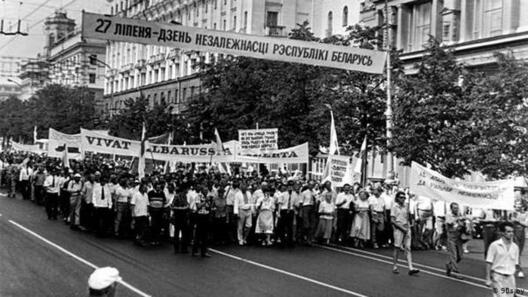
[0,192,522,297]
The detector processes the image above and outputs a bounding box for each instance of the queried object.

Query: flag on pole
[213,128,231,175]
[62,144,70,168]
[163,131,174,174]
[354,135,367,174]
[328,112,339,155]
[138,122,147,178]
[322,106,339,181]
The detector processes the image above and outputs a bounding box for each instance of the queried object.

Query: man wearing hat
[88,266,121,297]
[67,173,84,230]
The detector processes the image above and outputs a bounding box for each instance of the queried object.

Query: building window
[484,0,503,37]
[267,11,278,27]
[223,20,226,30]
[327,11,333,37]
[168,90,172,103]
[244,11,248,29]
[90,54,98,65]
[89,73,96,84]
[214,22,217,29]
[343,6,348,27]
[233,16,237,30]
[175,89,179,103]
[215,0,217,9]
[409,1,431,51]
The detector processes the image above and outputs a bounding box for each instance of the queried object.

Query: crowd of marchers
[0,151,526,295]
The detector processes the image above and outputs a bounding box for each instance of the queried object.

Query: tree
[187,22,390,155]
[26,84,98,136]
[391,39,477,177]
[465,53,528,179]
[107,93,182,141]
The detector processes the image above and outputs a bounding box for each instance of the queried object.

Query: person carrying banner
[445,202,467,279]
[391,191,420,275]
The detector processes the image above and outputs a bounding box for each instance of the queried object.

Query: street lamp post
[384,0,394,180]
[89,54,116,117]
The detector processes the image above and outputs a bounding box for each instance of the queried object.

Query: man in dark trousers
[192,185,212,257]
[171,182,190,253]
[148,182,166,246]
[43,168,60,220]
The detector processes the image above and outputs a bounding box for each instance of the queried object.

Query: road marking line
[317,244,484,282]
[9,220,151,297]
[318,245,489,290]
[210,248,369,297]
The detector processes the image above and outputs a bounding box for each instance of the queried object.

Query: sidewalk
[466,238,528,269]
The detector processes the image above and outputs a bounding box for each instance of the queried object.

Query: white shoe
[519,271,525,278]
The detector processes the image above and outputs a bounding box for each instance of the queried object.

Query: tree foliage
[0,84,98,142]
[391,40,528,179]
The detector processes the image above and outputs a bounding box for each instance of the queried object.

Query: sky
[0,0,111,58]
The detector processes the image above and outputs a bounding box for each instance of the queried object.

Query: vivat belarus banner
[238,129,278,150]
[80,128,141,157]
[48,128,82,159]
[82,12,386,74]
[146,142,232,163]
[410,162,515,210]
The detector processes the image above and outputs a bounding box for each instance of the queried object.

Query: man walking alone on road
[486,222,520,297]
[391,191,420,275]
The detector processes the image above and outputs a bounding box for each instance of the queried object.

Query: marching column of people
[2,152,527,296]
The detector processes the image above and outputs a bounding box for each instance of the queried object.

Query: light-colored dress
[315,200,335,240]
[350,198,371,240]
[256,196,275,234]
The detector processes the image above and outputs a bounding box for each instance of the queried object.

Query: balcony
[266,26,286,37]
[135,59,146,68]
[121,63,134,72]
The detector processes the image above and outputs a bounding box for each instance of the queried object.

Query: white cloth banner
[80,128,308,164]
[81,128,141,157]
[11,141,44,154]
[410,161,515,210]
[48,128,83,159]
[238,129,278,150]
[82,12,386,74]
[325,155,358,187]
[232,142,309,164]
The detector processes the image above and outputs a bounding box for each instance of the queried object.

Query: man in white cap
[88,266,121,297]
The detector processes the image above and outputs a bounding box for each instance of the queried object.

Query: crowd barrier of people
[1,151,527,280]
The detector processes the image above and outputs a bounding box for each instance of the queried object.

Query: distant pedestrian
[486,222,520,297]
[391,191,420,275]
[88,266,121,297]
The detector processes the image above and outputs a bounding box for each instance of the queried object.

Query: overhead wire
[0,0,81,52]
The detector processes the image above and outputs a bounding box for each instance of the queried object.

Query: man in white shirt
[486,222,520,297]
[67,173,83,229]
[92,176,113,237]
[299,182,317,244]
[276,182,298,247]
[224,180,239,244]
[131,184,149,246]
[433,200,447,250]
[18,163,33,200]
[369,188,386,249]
[43,168,61,220]
[234,183,254,245]
[335,184,354,243]
[113,178,131,237]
